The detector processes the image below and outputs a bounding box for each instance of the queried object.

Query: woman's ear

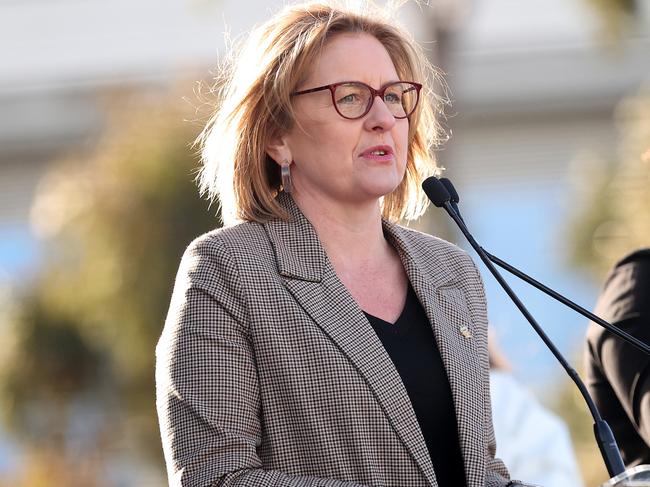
[266,135,292,167]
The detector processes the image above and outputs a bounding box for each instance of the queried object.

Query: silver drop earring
[281,161,293,193]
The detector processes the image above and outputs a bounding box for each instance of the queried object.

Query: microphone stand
[422,177,627,478]
[599,465,650,487]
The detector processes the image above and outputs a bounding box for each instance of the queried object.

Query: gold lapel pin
[459,325,472,339]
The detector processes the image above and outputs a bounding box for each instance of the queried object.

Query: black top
[586,248,650,467]
[363,285,466,487]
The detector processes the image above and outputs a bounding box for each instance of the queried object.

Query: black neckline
[363,284,415,333]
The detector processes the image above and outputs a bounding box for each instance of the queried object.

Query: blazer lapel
[384,222,487,487]
[264,194,437,486]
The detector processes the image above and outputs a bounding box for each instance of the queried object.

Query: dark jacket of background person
[585,248,650,467]
[156,194,511,487]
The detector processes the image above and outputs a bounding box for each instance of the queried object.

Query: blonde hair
[196,1,447,226]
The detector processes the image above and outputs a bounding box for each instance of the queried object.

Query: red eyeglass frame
[291,80,422,120]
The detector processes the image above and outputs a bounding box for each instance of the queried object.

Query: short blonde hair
[196,1,447,225]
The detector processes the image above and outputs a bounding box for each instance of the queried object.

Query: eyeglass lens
[334,82,418,119]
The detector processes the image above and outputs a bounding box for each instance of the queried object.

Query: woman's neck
[292,192,391,267]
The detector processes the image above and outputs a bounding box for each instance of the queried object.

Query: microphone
[422,176,627,478]
[437,178,650,356]
[439,177,464,225]
[422,176,451,207]
[439,178,459,204]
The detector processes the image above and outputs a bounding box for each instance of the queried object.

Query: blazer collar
[263,192,326,283]
[264,192,458,288]
[382,218,457,289]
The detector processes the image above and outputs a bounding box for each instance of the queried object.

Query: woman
[156,2,513,486]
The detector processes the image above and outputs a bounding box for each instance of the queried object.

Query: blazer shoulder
[185,221,269,258]
[177,222,272,294]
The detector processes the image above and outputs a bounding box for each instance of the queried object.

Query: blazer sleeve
[586,316,650,454]
[461,254,512,487]
[155,236,369,487]
[603,316,650,445]
[585,254,650,465]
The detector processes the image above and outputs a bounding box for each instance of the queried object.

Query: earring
[281,160,293,193]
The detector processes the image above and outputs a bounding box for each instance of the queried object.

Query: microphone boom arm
[484,249,650,356]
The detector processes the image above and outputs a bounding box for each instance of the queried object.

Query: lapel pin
[459,325,472,339]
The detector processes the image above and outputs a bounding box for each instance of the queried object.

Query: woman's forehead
[304,32,399,86]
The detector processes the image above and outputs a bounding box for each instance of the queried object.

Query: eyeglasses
[291,81,422,120]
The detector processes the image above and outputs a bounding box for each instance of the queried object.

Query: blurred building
[1,0,649,397]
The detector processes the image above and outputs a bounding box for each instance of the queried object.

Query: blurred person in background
[156,2,520,486]
[585,248,650,468]
[488,333,584,487]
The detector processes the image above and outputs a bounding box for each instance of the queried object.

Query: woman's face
[280,33,410,209]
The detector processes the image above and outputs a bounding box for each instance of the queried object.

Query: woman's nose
[363,96,397,132]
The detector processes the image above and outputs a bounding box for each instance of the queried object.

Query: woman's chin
[362,177,404,199]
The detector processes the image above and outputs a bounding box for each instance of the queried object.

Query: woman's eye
[384,93,401,104]
[338,94,359,104]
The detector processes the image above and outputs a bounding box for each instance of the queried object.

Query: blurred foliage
[567,86,650,279]
[0,84,219,483]
[1,295,103,426]
[560,85,649,485]
[584,0,640,43]
[562,3,648,481]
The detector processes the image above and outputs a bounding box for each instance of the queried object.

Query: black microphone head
[439,177,459,204]
[422,177,451,207]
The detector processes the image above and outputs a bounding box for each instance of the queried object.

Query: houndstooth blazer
[156,193,512,487]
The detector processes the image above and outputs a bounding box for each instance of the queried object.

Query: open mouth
[361,145,394,158]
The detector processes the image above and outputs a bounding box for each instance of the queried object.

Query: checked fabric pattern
[156,193,511,487]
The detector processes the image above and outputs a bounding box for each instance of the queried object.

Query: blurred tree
[567,86,650,278]
[584,0,641,42]
[553,3,648,485]
[0,84,219,484]
[552,85,649,486]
